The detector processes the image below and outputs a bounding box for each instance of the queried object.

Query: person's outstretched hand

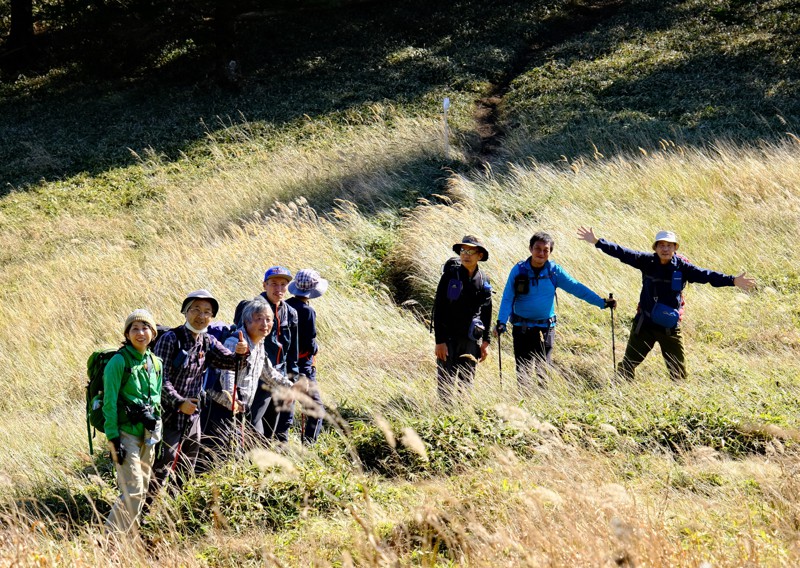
[734,272,756,291]
[576,226,599,245]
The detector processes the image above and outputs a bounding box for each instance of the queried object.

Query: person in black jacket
[577,227,756,380]
[433,235,493,402]
[287,268,328,445]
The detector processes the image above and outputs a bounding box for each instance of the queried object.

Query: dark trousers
[619,316,686,381]
[249,381,275,436]
[149,411,201,498]
[436,337,480,403]
[196,400,248,473]
[250,380,295,444]
[263,398,295,443]
[300,368,325,445]
[512,325,555,390]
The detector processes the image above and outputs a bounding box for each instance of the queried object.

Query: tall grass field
[1,0,799,565]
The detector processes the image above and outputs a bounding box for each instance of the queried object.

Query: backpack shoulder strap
[147,351,162,374]
[170,325,185,351]
[443,257,461,275]
[546,261,558,288]
[115,347,135,391]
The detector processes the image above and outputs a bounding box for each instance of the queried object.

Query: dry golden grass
[1,117,800,565]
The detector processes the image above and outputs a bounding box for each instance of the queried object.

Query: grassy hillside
[1,0,799,565]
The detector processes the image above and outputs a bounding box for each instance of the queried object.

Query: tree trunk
[9,0,34,50]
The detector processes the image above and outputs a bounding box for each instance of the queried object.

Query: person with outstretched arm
[576,226,756,381]
[494,231,615,390]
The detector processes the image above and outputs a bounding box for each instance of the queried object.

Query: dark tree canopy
[8,0,33,49]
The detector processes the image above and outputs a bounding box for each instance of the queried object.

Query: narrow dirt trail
[472,0,625,163]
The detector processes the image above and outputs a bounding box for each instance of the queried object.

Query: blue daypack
[201,322,239,396]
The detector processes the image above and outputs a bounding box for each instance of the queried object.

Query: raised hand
[234,330,249,355]
[576,226,599,245]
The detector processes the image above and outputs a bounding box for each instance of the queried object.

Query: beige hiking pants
[106,431,154,534]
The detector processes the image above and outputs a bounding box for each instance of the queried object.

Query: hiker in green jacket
[104,309,163,535]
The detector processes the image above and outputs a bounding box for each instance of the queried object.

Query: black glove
[495,322,507,335]
[604,297,617,309]
[109,437,127,465]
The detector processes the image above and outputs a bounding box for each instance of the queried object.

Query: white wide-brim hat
[652,230,679,249]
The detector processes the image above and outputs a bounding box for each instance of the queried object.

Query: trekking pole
[497,332,503,387]
[170,411,193,474]
[231,359,242,456]
[171,390,202,474]
[609,293,617,375]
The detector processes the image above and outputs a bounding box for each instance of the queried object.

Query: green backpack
[85,348,134,455]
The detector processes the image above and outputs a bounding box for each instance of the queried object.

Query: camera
[125,402,158,431]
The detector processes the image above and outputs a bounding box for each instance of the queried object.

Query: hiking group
[432,228,756,401]
[95,267,327,535]
[96,227,756,536]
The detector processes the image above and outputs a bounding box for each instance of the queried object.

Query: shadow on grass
[0,0,545,192]
[3,456,116,534]
[1,0,797,194]
[501,0,800,161]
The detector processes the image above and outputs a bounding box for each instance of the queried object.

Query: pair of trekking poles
[497,292,617,383]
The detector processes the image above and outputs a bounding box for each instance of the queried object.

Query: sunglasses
[460,248,480,256]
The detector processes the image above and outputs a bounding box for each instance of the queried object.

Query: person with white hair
[200,298,289,464]
[577,227,756,380]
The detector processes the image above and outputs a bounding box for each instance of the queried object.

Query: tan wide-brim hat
[181,289,220,316]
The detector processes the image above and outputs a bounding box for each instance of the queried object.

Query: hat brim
[288,278,328,298]
[652,240,679,250]
[181,297,220,316]
[452,243,489,261]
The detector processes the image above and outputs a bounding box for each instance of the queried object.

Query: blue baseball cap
[263,266,293,282]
